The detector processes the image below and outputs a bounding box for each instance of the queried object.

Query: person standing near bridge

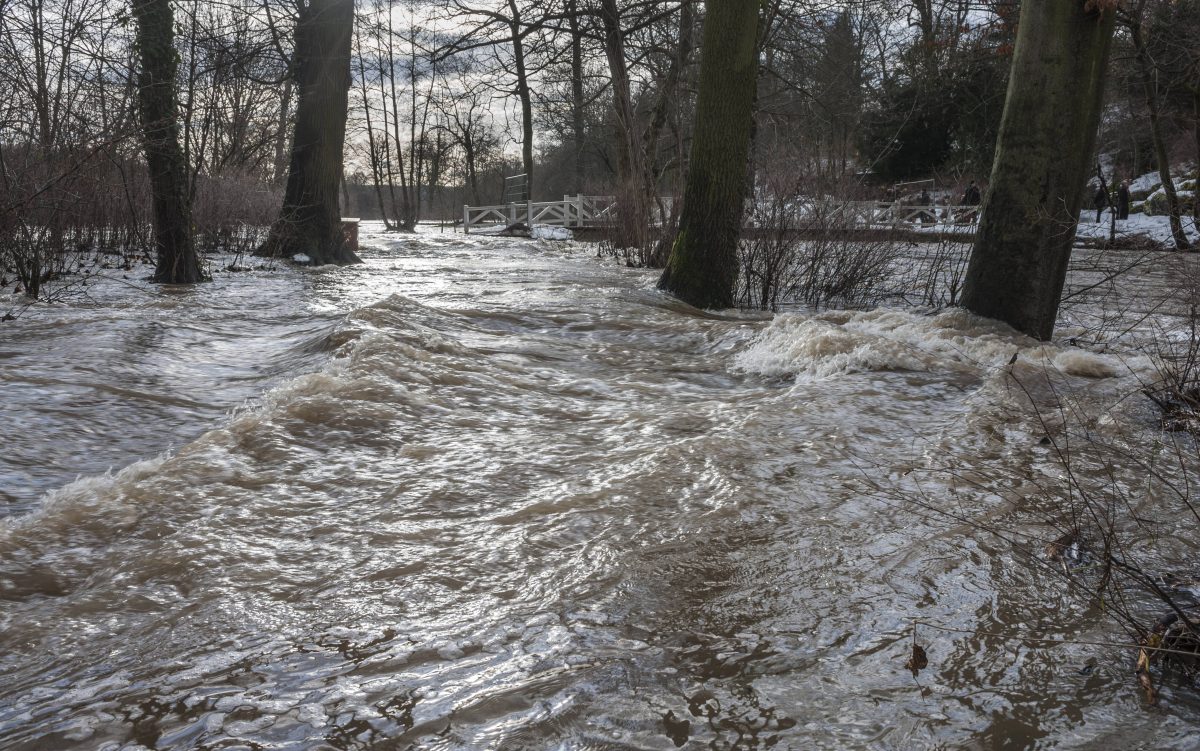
[960,181,982,223]
[918,188,935,224]
[1093,184,1110,222]
[1117,179,1130,221]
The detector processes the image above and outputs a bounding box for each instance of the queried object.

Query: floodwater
[1,225,1198,749]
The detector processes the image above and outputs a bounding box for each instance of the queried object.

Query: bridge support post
[463,204,470,234]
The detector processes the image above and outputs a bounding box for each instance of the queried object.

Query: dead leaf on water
[905,642,928,677]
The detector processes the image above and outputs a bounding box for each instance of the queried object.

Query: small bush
[737,172,901,311]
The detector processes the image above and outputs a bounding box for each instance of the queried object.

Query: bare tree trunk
[600,0,653,252]
[260,0,360,265]
[1130,11,1191,250]
[507,0,534,195]
[568,0,585,194]
[644,0,695,172]
[960,0,1116,340]
[273,77,293,185]
[132,0,205,283]
[355,22,392,228]
[658,0,759,308]
[385,9,413,229]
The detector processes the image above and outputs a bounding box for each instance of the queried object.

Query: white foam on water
[0,455,169,542]
[734,307,1151,382]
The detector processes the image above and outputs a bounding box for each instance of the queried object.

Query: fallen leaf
[905,642,928,677]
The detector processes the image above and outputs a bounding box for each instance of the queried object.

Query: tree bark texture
[658,0,759,309]
[261,0,360,265]
[132,0,205,284]
[960,0,1115,340]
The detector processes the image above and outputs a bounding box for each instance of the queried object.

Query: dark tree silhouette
[961,0,1117,340]
[261,0,360,265]
[132,0,205,283]
[658,0,759,308]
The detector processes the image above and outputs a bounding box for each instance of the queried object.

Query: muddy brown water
[1,225,1199,749]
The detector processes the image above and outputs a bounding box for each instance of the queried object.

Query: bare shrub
[1,142,152,301]
[1142,255,1200,432]
[192,171,281,258]
[737,169,900,311]
[905,236,970,308]
[598,180,678,268]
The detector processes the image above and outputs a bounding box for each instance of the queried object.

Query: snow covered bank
[1075,212,1200,246]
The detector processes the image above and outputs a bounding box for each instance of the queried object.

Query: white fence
[463,195,619,233]
[833,201,979,229]
[461,196,980,234]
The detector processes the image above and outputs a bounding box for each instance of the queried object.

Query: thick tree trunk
[1131,18,1191,250]
[960,0,1116,340]
[658,0,759,308]
[132,0,205,284]
[260,0,359,265]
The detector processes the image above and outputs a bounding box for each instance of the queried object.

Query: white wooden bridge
[462,195,619,233]
[460,195,980,234]
[813,201,980,230]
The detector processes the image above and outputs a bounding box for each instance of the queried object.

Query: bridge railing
[759,199,980,230]
[462,196,981,233]
[463,195,618,233]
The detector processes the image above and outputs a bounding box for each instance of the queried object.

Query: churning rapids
[2,225,1200,750]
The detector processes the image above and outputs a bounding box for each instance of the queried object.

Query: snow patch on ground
[1129,170,1162,195]
[1074,212,1200,246]
[292,253,312,264]
[531,224,573,241]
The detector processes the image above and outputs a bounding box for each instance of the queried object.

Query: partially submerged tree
[658,0,759,308]
[132,0,206,283]
[260,0,360,265]
[961,0,1117,341]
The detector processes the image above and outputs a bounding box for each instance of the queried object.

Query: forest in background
[0,0,1197,298]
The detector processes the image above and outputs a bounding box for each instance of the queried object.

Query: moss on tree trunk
[658,0,759,309]
[960,0,1116,340]
[132,0,205,284]
[261,0,360,266]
